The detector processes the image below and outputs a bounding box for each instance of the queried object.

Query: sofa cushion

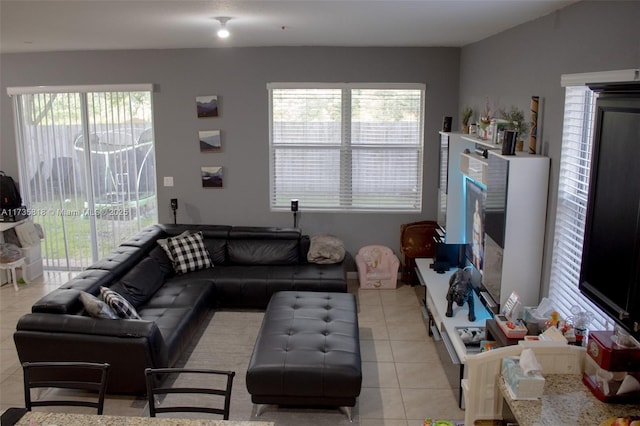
[228,239,299,265]
[109,257,166,307]
[60,269,115,294]
[142,275,215,309]
[100,286,141,320]
[79,291,118,319]
[118,224,164,252]
[87,245,147,278]
[203,238,227,265]
[148,246,175,277]
[167,231,212,274]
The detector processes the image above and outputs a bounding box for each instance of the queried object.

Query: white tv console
[415,258,492,407]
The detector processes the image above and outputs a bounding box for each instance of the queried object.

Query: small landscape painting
[196,95,219,118]
[199,130,221,152]
[201,166,223,188]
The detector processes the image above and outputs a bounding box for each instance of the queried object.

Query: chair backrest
[357,245,397,269]
[22,361,110,415]
[145,368,235,420]
[400,220,437,258]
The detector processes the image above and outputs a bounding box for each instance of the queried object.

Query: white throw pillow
[167,231,212,275]
[100,286,141,320]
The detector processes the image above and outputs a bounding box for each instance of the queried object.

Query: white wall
[459,0,640,297]
[0,47,460,263]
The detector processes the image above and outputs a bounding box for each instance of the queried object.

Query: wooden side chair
[145,368,235,420]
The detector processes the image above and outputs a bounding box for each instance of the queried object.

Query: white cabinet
[437,133,550,310]
[482,150,550,308]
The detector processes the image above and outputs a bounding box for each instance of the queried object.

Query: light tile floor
[0,272,464,425]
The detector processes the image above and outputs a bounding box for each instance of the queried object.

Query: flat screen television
[579,85,640,340]
[464,177,486,276]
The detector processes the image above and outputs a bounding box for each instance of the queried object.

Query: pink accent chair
[356,245,400,289]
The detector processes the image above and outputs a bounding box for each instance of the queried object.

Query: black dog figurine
[445,268,475,321]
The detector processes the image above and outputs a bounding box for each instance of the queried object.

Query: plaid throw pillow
[100,286,141,320]
[167,231,212,274]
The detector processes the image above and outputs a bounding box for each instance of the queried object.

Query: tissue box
[501,356,545,399]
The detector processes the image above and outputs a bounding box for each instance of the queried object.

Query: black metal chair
[22,361,110,415]
[145,368,235,420]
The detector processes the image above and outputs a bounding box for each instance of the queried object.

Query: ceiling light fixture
[215,17,231,39]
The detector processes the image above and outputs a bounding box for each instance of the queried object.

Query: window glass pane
[272,148,340,208]
[352,149,421,209]
[351,89,423,146]
[272,89,341,146]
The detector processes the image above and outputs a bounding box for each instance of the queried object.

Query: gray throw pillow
[156,231,190,262]
[307,234,346,264]
[79,291,118,319]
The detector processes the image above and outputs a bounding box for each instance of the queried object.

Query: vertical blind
[269,83,425,212]
[548,85,612,330]
[10,86,157,270]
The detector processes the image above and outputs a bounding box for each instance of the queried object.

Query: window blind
[269,84,424,212]
[548,85,612,330]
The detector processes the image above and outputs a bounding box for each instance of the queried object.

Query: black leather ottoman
[246,291,362,419]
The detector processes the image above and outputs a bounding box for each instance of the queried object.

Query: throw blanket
[307,234,345,264]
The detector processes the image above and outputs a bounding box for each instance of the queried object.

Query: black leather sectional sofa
[13,224,347,394]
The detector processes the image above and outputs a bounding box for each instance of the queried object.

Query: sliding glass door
[11,85,157,270]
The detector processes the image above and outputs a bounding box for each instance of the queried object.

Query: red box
[582,356,640,403]
[586,331,640,371]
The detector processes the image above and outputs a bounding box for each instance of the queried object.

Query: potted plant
[499,106,530,150]
[462,107,473,134]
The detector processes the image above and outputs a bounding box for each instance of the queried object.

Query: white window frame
[549,69,639,330]
[268,82,425,213]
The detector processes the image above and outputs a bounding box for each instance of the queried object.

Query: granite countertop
[16,412,275,426]
[500,374,640,426]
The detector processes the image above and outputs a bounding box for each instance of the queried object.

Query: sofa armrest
[17,312,161,339]
[14,313,169,394]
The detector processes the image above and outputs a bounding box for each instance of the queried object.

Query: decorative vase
[479,120,490,140]
[463,124,470,134]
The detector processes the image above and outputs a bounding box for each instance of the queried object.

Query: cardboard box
[501,356,545,399]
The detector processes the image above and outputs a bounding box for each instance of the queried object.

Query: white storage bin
[20,243,42,264]
[17,259,43,282]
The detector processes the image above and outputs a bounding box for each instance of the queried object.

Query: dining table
[14,411,275,426]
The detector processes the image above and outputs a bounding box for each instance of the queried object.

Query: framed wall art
[199,130,221,152]
[196,95,218,118]
[201,166,223,188]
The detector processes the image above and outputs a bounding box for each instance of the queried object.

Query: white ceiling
[0,0,577,54]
